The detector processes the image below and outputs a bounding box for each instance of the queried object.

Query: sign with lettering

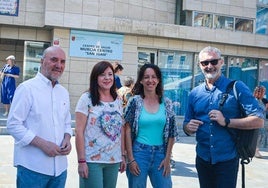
[70,30,124,60]
[0,0,19,16]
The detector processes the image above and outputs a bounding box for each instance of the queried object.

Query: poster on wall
[0,0,19,16]
[70,30,124,60]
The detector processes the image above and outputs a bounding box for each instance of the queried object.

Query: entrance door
[23,41,50,81]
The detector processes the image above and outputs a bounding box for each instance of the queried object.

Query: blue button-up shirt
[183,75,264,164]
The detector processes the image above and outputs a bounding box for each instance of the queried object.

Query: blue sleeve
[115,75,122,88]
[124,97,136,126]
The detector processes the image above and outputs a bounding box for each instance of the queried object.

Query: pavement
[1,135,268,188]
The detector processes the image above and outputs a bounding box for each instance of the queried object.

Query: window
[235,18,253,33]
[191,11,255,33]
[228,57,258,91]
[214,15,234,30]
[138,49,157,68]
[256,7,268,34]
[175,0,186,25]
[158,51,194,115]
[258,0,268,5]
[194,12,212,28]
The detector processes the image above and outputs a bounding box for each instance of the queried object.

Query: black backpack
[219,80,259,188]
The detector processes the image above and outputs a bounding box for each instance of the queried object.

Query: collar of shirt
[37,72,59,86]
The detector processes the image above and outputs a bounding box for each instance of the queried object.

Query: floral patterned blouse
[75,92,123,163]
[124,95,178,154]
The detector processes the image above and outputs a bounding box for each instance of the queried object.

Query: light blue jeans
[17,165,67,188]
[79,162,120,188]
[126,141,172,188]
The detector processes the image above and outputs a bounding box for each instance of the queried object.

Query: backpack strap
[219,80,236,111]
[219,80,248,188]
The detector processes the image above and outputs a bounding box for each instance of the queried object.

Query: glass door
[23,41,50,81]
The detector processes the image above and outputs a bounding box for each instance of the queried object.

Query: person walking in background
[7,46,73,188]
[124,63,178,188]
[1,55,20,116]
[253,86,267,158]
[262,89,268,147]
[183,46,264,188]
[117,76,135,108]
[75,61,126,188]
[113,62,124,89]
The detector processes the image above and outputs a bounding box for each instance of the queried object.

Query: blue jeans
[17,165,67,188]
[126,141,172,188]
[79,162,120,188]
[196,156,239,188]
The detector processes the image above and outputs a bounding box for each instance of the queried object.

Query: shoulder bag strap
[230,81,247,188]
[219,80,236,111]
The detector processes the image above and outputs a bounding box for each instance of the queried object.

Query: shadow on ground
[171,161,197,178]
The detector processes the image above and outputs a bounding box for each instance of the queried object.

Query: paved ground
[1,135,268,188]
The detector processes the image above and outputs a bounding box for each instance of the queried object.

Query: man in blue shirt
[183,46,264,188]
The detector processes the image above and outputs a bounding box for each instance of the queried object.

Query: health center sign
[70,30,124,60]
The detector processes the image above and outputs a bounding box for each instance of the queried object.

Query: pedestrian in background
[7,46,73,188]
[183,46,264,188]
[124,63,178,188]
[113,62,124,89]
[117,76,135,108]
[1,55,20,116]
[253,86,267,158]
[75,61,126,188]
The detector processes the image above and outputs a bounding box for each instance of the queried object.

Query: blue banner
[0,0,19,16]
[70,30,124,60]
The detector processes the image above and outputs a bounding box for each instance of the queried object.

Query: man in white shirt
[7,46,73,188]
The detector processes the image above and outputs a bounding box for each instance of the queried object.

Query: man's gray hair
[124,76,134,87]
[198,46,222,61]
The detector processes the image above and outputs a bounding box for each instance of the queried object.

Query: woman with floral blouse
[75,61,126,188]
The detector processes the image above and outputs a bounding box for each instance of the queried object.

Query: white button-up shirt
[7,72,73,176]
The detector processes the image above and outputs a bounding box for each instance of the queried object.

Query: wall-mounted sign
[70,30,124,60]
[0,0,19,16]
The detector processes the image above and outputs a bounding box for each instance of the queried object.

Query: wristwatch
[225,117,230,127]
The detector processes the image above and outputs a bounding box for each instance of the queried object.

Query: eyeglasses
[200,59,220,66]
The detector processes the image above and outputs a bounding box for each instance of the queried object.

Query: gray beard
[204,73,217,79]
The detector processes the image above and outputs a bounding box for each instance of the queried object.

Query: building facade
[0,0,268,116]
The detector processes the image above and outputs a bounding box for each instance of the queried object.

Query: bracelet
[127,159,135,165]
[78,159,86,164]
[122,154,126,158]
